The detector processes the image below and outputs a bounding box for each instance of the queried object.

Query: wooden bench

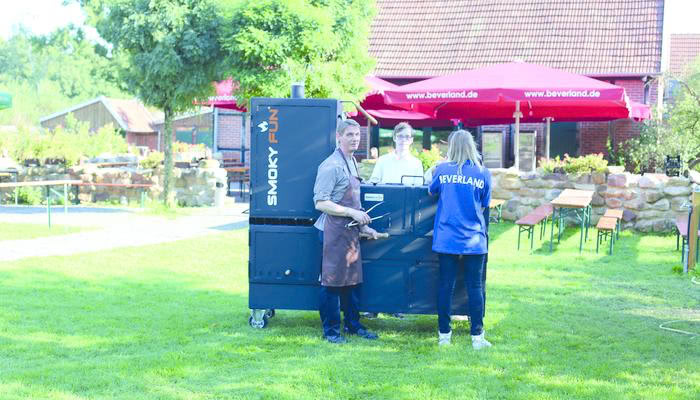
[515,204,555,251]
[596,216,617,254]
[603,209,624,240]
[488,198,506,223]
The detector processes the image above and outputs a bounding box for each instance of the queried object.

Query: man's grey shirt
[313,149,359,231]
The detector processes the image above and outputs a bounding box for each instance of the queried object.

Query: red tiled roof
[369,0,664,78]
[106,98,157,133]
[669,34,700,77]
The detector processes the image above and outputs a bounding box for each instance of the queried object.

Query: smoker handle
[400,175,426,185]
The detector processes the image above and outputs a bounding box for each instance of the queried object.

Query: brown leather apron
[321,150,363,287]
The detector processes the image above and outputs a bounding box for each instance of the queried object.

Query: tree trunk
[162,105,175,207]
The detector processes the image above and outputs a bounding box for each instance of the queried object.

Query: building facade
[368,0,665,165]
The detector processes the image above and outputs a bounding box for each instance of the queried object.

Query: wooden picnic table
[488,198,506,223]
[549,189,595,253]
[0,180,82,227]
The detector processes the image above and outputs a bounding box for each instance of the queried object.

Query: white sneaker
[471,332,492,350]
[438,330,452,346]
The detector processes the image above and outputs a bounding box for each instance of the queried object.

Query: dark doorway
[550,122,578,158]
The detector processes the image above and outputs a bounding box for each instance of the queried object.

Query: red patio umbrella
[196,78,247,112]
[350,76,457,128]
[382,62,646,167]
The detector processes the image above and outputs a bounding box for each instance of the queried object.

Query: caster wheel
[265,309,275,318]
[248,315,268,329]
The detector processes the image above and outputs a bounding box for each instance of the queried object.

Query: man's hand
[360,226,389,240]
[347,208,371,225]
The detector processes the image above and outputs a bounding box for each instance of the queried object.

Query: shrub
[539,156,566,174]
[539,153,608,174]
[16,187,43,205]
[139,151,164,169]
[173,141,205,153]
[562,153,608,174]
[411,145,443,171]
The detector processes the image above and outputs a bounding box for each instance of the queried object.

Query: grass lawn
[0,224,698,399]
[0,223,90,241]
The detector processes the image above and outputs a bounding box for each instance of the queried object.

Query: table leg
[46,186,51,229]
[63,184,68,216]
[558,209,563,243]
[579,208,585,253]
[550,207,556,252]
[584,206,589,242]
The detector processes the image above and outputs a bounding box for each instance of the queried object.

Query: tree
[219,0,376,104]
[623,57,700,174]
[0,27,126,126]
[83,0,225,205]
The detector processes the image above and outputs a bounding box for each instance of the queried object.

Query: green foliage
[139,151,164,169]
[606,135,625,167]
[539,156,565,174]
[86,0,226,205]
[539,154,608,174]
[220,0,375,103]
[1,227,699,399]
[623,60,700,173]
[15,187,43,205]
[173,141,206,154]
[411,145,443,171]
[0,27,126,126]
[0,115,128,166]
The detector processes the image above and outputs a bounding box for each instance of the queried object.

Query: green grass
[0,224,699,399]
[0,223,90,241]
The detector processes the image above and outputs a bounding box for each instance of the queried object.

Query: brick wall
[578,78,657,157]
[216,111,249,164]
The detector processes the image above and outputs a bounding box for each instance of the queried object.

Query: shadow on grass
[1,228,698,399]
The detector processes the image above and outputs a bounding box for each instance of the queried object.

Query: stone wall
[0,164,227,207]
[492,169,699,232]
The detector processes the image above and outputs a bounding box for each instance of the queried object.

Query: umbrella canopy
[196,78,247,112]
[382,62,633,124]
[350,76,448,127]
[381,62,646,167]
[0,92,12,110]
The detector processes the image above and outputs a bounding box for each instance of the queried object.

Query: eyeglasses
[395,134,413,140]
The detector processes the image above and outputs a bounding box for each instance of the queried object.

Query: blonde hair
[447,129,482,173]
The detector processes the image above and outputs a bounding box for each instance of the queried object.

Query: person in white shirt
[365,122,424,319]
[369,122,424,186]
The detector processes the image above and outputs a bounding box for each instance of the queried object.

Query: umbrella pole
[544,117,553,160]
[513,101,522,170]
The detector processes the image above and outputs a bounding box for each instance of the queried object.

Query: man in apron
[313,119,385,344]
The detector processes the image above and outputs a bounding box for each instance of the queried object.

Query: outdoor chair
[664,155,681,177]
[515,204,553,251]
[603,209,624,240]
[596,216,617,255]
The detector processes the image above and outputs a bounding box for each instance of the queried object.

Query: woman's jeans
[437,253,486,336]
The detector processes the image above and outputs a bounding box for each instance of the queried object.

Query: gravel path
[0,204,249,262]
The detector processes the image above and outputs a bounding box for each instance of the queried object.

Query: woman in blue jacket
[428,130,492,349]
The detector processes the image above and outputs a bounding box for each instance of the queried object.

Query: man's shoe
[471,332,492,350]
[361,312,378,319]
[324,335,347,344]
[438,330,452,346]
[349,328,379,340]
